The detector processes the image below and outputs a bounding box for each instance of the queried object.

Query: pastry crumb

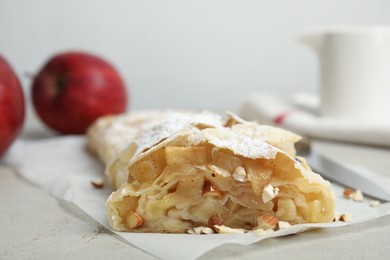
[370,200,380,208]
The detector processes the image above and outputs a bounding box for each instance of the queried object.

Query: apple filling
[108,143,331,232]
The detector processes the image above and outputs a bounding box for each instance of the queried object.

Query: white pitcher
[300,26,390,124]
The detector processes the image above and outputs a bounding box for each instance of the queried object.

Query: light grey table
[1,118,390,259]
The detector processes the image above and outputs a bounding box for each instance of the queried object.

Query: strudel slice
[87,111,335,233]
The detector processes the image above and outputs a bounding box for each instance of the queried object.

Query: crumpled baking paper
[5,136,390,260]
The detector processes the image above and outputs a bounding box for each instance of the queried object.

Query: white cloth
[240,93,390,147]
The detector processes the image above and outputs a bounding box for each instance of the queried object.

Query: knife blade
[304,152,390,202]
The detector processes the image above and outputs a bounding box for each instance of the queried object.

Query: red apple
[32,51,128,134]
[0,55,25,157]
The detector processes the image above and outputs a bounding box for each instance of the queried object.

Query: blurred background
[1,0,390,132]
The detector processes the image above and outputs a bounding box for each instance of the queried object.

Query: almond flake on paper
[90,177,104,189]
[343,188,364,202]
[339,213,352,222]
[333,211,342,222]
[370,200,380,208]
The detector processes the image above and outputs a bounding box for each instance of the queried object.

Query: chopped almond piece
[125,212,144,228]
[333,211,342,222]
[339,213,352,222]
[257,214,279,230]
[262,184,279,203]
[232,166,247,182]
[343,188,354,198]
[208,213,224,232]
[370,200,380,207]
[90,177,104,189]
[343,188,364,202]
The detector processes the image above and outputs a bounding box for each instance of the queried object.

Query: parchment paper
[5,136,390,260]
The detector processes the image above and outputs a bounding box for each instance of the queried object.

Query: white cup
[300,26,390,124]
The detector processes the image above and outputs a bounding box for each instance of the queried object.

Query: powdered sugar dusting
[131,112,278,160]
[202,128,277,159]
[135,112,223,156]
[231,123,301,144]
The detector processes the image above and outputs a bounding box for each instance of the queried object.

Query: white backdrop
[1,0,390,130]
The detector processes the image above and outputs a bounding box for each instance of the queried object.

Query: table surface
[1,119,390,259]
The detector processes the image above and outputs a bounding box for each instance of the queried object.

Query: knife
[296,140,390,201]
